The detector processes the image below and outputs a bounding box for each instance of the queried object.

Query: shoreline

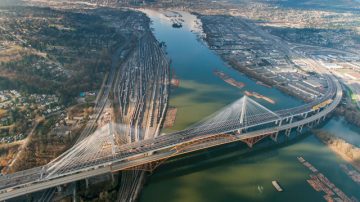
[326,141,360,172]
[313,130,360,172]
[227,58,313,102]
[335,105,360,128]
[193,13,314,103]
[138,9,352,200]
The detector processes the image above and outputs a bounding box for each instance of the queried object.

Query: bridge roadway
[0,75,342,200]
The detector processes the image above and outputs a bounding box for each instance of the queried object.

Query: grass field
[0,45,26,63]
[0,109,7,118]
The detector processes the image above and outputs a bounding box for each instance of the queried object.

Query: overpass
[0,74,342,200]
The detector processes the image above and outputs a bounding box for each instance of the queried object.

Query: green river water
[139,10,360,202]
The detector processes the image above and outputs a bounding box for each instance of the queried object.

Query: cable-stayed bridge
[0,74,342,200]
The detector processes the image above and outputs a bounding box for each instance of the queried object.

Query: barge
[272,180,283,192]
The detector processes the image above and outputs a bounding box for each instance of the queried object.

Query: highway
[0,15,344,199]
[0,64,342,200]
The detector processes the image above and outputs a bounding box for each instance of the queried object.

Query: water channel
[139,9,360,202]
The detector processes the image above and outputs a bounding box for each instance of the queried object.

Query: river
[139,9,360,202]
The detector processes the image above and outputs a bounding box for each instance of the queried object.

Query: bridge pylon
[297,125,304,133]
[285,128,292,137]
[188,95,280,136]
[270,132,279,142]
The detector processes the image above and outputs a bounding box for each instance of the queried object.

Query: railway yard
[66,14,171,200]
[113,32,169,201]
[0,6,169,200]
[0,0,359,201]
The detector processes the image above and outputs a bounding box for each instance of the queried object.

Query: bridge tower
[207,95,282,147]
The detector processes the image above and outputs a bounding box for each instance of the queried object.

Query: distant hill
[60,0,157,6]
[0,0,22,7]
[264,0,360,12]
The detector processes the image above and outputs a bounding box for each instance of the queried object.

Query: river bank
[195,13,319,103]
[140,9,360,202]
[227,58,314,102]
[195,12,360,132]
[335,105,360,128]
[313,129,360,172]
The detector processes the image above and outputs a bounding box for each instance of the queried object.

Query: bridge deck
[0,73,342,200]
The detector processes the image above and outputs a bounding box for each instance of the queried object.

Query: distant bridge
[0,74,342,200]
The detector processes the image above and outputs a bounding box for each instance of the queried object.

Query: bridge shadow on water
[140,116,360,202]
[145,130,315,183]
[140,129,331,202]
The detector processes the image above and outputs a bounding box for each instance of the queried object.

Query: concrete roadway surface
[0,71,342,201]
